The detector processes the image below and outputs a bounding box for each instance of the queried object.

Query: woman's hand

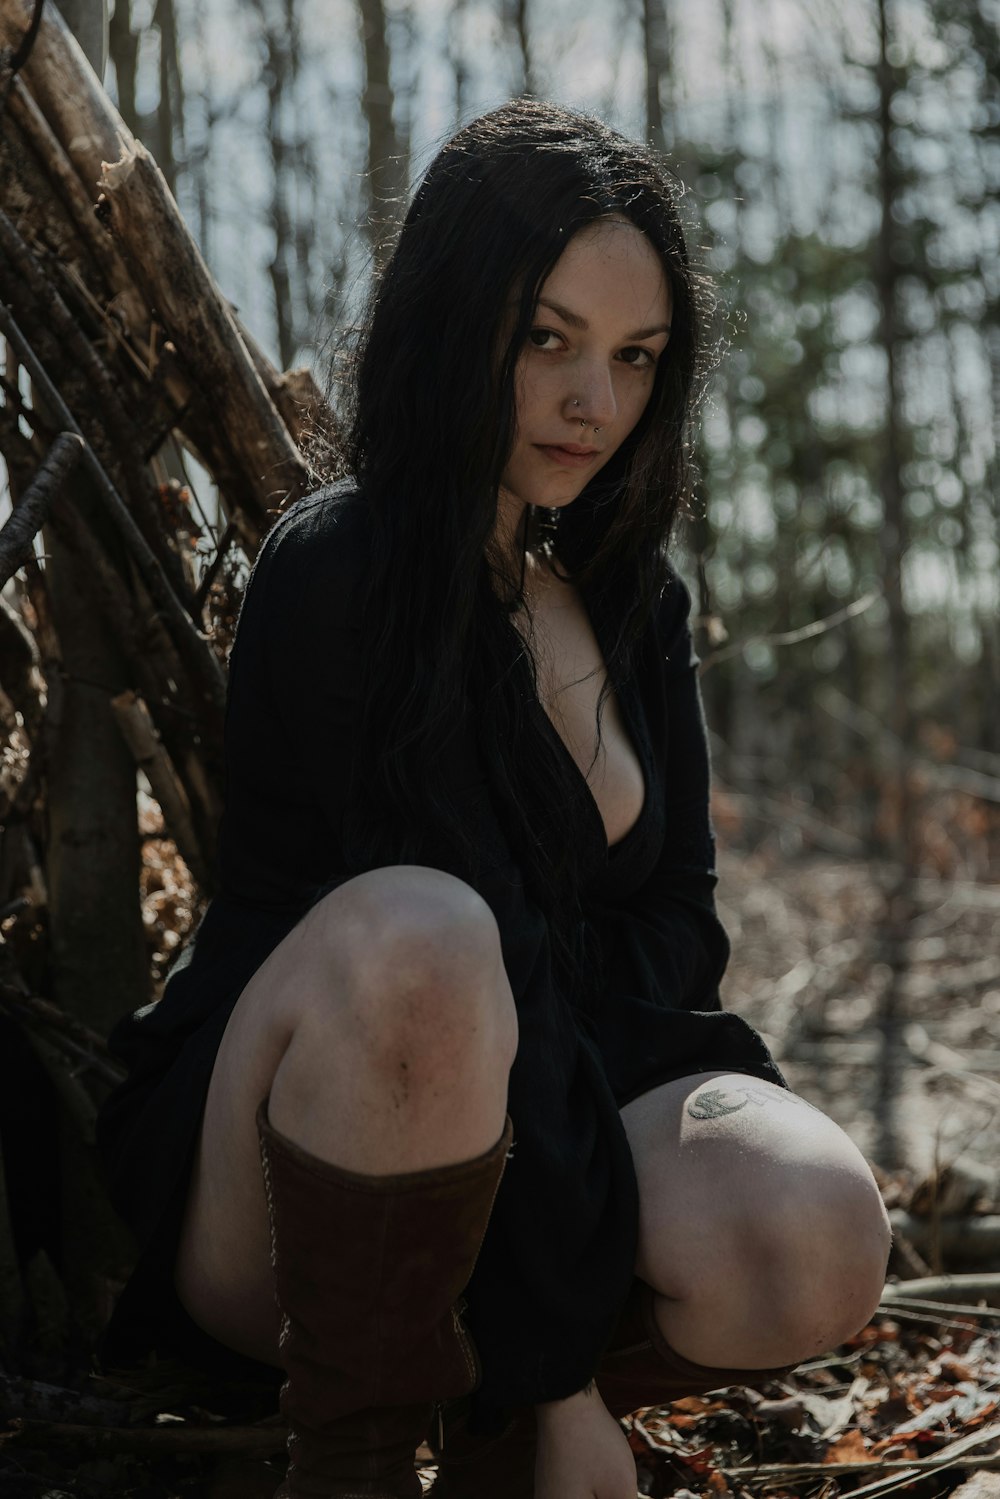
[534,1385,637,1498]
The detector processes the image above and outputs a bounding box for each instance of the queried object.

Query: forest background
[0,0,999,1397]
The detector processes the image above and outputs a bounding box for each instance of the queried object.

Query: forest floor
[2,842,999,1498]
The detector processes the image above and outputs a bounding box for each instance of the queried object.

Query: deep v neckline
[531,574,651,861]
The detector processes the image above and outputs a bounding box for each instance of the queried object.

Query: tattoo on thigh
[687,1083,821,1121]
[687,1086,760,1120]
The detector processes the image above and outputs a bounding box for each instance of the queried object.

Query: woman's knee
[295,865,519,1070]
[631,1077,891,1363]
[737,1153,892,1356]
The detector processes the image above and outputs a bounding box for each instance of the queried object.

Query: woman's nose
[567,361,617,429]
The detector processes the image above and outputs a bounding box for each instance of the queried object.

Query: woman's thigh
[621,1072,891,1368]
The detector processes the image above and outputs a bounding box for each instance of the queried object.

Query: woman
[97,99,891,1499]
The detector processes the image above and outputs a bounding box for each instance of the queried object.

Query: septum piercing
[573,398,602,436]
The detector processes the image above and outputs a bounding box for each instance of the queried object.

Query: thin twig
[193,517,237,615]
[699,591,880,673]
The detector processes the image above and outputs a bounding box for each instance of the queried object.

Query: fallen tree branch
[0,430,84,591]
[889,1211,1000,1262]
[880,1274,1000,1312]
[0,979,124,1088]
[0,1373,134,1427]
[98,141,310,537]
[0,204,198,614]
[4,73,137,311]
[110,689,210,888]
[2,1415,288,1457]
[0,301,226,721]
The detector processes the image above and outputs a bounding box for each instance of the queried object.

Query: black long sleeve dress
[96,483,783,1433]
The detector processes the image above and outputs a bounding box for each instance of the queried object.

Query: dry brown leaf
[823,1428,871,1463]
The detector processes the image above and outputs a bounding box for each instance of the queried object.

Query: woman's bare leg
[174,866,518,1367]
[621,1072,892,1371]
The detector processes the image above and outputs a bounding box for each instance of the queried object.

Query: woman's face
[497,216,672,544]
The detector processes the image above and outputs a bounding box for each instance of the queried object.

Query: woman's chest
[526,573,646,849]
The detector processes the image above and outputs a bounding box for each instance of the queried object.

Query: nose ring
[573,398,602,437]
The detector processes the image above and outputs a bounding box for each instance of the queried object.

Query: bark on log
[111,689,210,890]
[4,72,120,297]
[0,431,85,591]
[881,1273,1000,1310]
[0,1372,133,1428]
[0,0,328,548]
[0,202,199,613]
[4,1416,288,1456]
[98,142,311,536]
[0,301,228,724]
[43,513,149,1043]
[0,0,131,199]
[889,1211,1000,1263]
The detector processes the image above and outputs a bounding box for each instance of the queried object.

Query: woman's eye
[527,328,561,350]
[619,346,657,368]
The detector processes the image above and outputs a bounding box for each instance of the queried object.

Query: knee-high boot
[428,1279,794,1499]
[596,1278,794,1421]
[257,1100,513,1499]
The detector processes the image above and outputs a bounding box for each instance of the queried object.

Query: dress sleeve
[591,571,786,1106]
[252,499,641,1433]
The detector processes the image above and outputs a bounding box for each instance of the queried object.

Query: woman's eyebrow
[537,296,672,340]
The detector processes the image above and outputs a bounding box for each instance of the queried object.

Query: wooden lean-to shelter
[0,0,335,1366]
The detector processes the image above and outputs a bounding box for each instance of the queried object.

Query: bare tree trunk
[357,0,407,262]
[107,0,138,133]
[250,0,301,369]
[642,0,671,155]
[984,323,1000,753]
[513,0,534,95]
[447,0,470,125]
[872,0,915,1171]
[149,0,183,198]
[54,0,108,79]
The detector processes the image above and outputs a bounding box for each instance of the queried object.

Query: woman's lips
[536,444,600,468]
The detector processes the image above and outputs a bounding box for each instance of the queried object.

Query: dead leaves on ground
[626,1310,1000,1499]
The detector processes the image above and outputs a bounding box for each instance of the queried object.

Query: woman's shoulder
[259,480,370,570]
[653,561,695,661]
[249,480,371,616]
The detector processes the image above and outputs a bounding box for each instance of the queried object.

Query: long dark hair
[328,98,712,999]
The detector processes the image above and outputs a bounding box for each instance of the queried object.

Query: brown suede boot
[428,1278,794,1499]
[257,1100,513,1498]
[596,1278,794,1421]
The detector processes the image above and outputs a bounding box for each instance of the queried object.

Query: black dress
[96,483,784,1433]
